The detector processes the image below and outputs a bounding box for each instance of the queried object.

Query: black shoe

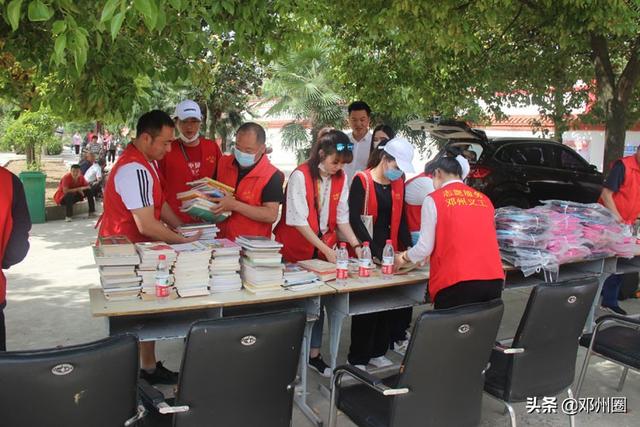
[140,361,179,385]
[308,355,332,378]
[601,305,628,316]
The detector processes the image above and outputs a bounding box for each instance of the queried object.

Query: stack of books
[178,178,235,223]
[177,223,219,241]
[283,263,322,291]
[93,236,141,301]
[171,241,212,297]
[237,236,285,293]
[206,238,242,293]
[135,242,177,296]
[297,259,337,282]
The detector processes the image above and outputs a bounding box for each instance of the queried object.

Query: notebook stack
[237,236,285,293]
[283,263,322,291]
[206,238,242,293]
[171,242,212,297]
[93,236,141,301]
[297,259,337,282]
[178,178,235,223]
[135,242,177,296]
[177,223,219,241]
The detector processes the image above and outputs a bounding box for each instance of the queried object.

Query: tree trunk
[602,98,627,172]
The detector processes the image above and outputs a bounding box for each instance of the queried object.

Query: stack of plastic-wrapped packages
[495,207,558,276]
[530,206,591,264]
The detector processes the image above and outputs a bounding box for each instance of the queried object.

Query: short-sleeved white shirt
[114,161,158,210]
[342,131,372,184]
[84,163,102,184]
[404,176,435,206]
[285,170,349,234]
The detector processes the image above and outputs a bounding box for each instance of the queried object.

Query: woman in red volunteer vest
[158,100,222,224]
[395,156,504,309]
[99,110,200,385]
[597,147,640,315]
[348,137,414,370]
[213,122,284,240]
[274,129,362,377]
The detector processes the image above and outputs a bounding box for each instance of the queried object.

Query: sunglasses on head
[336,142,354,152]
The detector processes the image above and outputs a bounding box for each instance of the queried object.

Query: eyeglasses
[336,142,354,152]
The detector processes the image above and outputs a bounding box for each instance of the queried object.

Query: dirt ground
[6,159,70,206]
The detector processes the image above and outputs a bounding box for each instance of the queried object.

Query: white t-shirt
[342,131,372,184]
[114,161,159,210]
[285,170,349,234]
[84,163,103,184]
[405,176,435,206]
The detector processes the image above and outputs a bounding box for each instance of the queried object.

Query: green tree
[1,108,57,167]
[262,44,344,162]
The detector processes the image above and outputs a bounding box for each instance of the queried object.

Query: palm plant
[262,45,345,163]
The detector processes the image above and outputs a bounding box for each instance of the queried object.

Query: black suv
[416,120,603,208]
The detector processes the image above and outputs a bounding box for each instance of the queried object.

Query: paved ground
[4,218,640,426]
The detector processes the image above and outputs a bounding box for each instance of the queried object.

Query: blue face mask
[384,167,403,181]
[233,147,257,168]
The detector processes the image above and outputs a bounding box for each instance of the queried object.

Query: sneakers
[139,361,179,385]
[369,355,394,368]
[308,355,332,377]
[602,305,628,316]
[349,362,368,372]
[392,339,409,356]
[65,216,72,222]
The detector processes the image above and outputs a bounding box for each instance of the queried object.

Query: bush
[45,138,63,155]
[1,109,58,166]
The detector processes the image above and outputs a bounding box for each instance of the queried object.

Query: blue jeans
[310,305,324,350]
[601,274,622,308]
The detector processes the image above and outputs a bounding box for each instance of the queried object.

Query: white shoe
[369,355,393,368]
[392,339,409,356]
[349,363,368,372]
[65,216,72,222]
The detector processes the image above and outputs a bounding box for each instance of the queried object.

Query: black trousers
[89,181,102,199]
[434,279,503,310]
[0,301,6,351]
[348,311,390,365]
[60,190,95,217]
[107,149,116,163]
[388,307,412,345]
[73,145,80,155]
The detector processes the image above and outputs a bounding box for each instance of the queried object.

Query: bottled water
[382,239,395,279]
[358,242,372,279]
[155,254,170,303]
[336,242,349,286]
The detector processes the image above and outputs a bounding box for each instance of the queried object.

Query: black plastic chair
[140,309,306,427]
[0,334,143,427]
[329,299,504,427]
[483,278,599,427]
[576,314,640,396]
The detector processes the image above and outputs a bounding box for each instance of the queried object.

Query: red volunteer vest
[355,169,404,250]
[216,154,283,240]
[404,172,432,233]
[274,163,344,262]
[0,167,14,304]
[159,137,221,224]
[599,156,640,225]
[98,144,164,243]
[429,182,504,300]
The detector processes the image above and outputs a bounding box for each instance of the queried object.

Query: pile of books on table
[283,264,322,291]
[171,241,212,297]
[178,178,234,223]
[177,223,219,241]
[206,238,242,293]
[297,259,337,282]
[135,242,177,297]
[237,236,284,293]
[93,236,141,301]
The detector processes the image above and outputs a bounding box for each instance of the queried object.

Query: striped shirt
[114,161,158,209]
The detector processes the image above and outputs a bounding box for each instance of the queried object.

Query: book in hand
[180,198,230,223]
[97,235,137,257]
[176,188,224,201]
[186,177,235,194]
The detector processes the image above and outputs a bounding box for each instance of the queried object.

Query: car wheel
[495,195,529,209]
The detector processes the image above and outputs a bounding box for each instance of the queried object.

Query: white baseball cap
[383,137,415,173]
[173,100,202,121]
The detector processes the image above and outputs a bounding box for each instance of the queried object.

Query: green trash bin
[19,170,47,224]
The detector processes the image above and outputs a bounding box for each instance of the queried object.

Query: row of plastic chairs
[1,277,638,427]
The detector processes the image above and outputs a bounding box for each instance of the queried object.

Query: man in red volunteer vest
[98,110,201,384]
[598,146,640,315]
[214,122,284,240]
[395,156,504,309]
[158,99,222,224]
[0,166,31,351]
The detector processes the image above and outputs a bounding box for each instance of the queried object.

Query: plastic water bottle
[155,254,170,303]
[336,242,349,286]
[358,242,372,279]
[382,239,395,279]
